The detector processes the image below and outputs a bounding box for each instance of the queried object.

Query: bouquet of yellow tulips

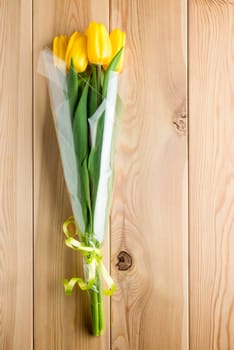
[38,22,125,336]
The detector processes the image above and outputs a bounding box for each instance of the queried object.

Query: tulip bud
[106,29,125,72]
[65,32,88,73]
[53,35,68,67]
[86,22,112,65]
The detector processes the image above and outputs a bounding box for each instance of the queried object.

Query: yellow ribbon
[63,216,116,296]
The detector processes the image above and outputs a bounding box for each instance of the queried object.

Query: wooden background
[0,0,234,349]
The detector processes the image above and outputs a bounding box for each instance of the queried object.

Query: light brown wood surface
[189,1,234,349]
[110,0,188,349]
[2,0,234,349]
[0,0,33,349]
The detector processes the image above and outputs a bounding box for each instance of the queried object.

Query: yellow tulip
[53,35,68,67]
[106,29,126,72]
[65,32,80,62]
[65,32,88,73]
[86,22,112,65]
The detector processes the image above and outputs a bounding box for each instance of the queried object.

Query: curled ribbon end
[63,279,73,295]
[103,283,117,296]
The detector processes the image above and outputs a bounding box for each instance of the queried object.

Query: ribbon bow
[63,216,116,296]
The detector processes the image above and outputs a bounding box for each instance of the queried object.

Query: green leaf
[67,59,79,121]
[88,111,105,211]
[81,156,92,233]
[73,78,92,232]
[102,47,124,98]
[88,66,98,117]
[73,78,90,163]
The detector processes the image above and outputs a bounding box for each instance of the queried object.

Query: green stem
[89,269,104,336]
[97,273,104,334]
[90,289,99,336]
[97,64,102,105]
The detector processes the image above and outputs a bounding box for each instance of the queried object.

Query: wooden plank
[109,0,188,349]
[33,1,110,349]
[189,1,234,349]
[0,0,33,349]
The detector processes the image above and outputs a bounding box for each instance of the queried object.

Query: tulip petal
[53,35,68,68]
[87,22,112,65]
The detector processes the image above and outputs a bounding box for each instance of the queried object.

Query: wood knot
[173,111,187,135]
[116,251,132,271]
[172,100,187,135]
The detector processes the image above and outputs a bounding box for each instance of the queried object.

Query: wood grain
[189,1,234,349]
[0,0,33,349]
[110,1,188,349]
[5,0,234,348]
[33,1,110,349]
